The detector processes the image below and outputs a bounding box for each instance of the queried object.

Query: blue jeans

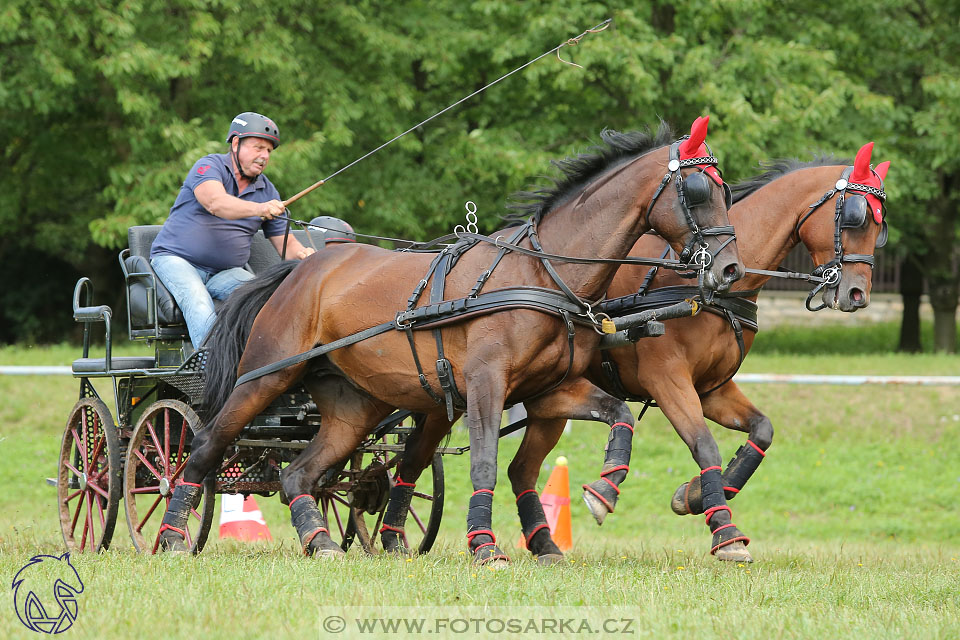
[150,255,254,347]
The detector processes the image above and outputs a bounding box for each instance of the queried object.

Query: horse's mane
[504,121,676,224]
[730,154,849,205]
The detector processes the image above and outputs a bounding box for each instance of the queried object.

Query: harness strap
[430,251,467,420]
[234,320,397,387]
[468,224,530,298]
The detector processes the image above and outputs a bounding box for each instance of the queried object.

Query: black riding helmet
[308,216,357,247]
[226,112,280,148]
[226,112,280,181]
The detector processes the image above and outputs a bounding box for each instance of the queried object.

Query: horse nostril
[851,288,865,306]
[723,263,741,282]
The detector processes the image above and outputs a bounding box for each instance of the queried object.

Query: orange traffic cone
[219,494,273,541]
[517,456,573,551]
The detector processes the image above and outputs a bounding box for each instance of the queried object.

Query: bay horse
[157,117,744,562]
[383,142,889,565]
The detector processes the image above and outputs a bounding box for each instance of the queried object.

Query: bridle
[795,165,888,311]
[643,139,736,304]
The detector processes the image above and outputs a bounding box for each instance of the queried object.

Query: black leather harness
[597,285,760,402]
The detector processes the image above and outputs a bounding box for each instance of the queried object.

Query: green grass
[1,348,959,638]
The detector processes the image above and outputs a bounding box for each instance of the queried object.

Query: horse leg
[283,375,394,557]
[159,370,303,552]
[671,381,773,517]
[653,379,752,562]
[463,367,510,566]
[510,378,634,563]
[380,411,457,554]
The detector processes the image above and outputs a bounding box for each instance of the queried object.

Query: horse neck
[533,156,660,299]
[729,166,841,293]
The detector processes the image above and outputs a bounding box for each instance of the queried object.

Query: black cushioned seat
[72,356,157,373]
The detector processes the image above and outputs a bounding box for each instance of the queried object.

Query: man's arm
[268,233,316,260]
[194,180,285,220]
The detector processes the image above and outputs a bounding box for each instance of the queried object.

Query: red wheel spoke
[88,435,105,471]
[411,491,433,501]
[138,496,164,532]
[328,500,344,534]
[163,409,171,472]
[87,492,97,552]
[87,480,109,500]
[184,526,193,548]
[64,489,82,503]
[189,507,202,521]
[329,493,352,508]
[79,494,90,550]
[80,411,90,474]
[133,448,164,482]
[130,486,161,494]
[95,493,106,528]
[146,420,168,476]
[70,491,85,535]
[70,427,83,453]
[408,505,427,534]
[176,419,187,468]
[169,458,189,484]
[372,508,386,541]
[63,461,84,479]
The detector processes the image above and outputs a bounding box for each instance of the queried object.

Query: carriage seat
[122,226,189,340]
[122,225,323,340]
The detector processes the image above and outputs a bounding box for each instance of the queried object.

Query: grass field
[1,344,959,639]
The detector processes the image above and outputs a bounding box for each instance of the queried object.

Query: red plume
[875,161,890,181]
[678,116,709,158]
[850,142,874,182]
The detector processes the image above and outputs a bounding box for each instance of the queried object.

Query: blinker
[682,171,712,207]
[840,195,868,229]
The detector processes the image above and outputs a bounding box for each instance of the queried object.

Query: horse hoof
[671,482,690,515]
[159,535,189,555]
[481,558,510,570]
[313,547,346,560]
[715,541,752,563]
[536,553,565,567]
[582,491,609,525]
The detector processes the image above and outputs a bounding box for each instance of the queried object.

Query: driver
[150,112,315,348]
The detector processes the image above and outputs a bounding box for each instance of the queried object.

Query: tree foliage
[1,1,957,345]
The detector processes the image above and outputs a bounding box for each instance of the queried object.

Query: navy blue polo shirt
[151,153,286,272]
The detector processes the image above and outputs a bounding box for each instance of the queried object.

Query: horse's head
[798,142,889,311]
[645,116,743,297]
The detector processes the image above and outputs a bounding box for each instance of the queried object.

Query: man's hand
[296,247,316,260]
[257,199,286,220]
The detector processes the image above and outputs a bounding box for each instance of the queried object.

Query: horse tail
[199,260,299,422]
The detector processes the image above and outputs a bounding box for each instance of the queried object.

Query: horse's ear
[875,160,890,181]
[850,142,874,181]
[679,116,709,156]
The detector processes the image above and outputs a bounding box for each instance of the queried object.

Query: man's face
[232,137,274,177]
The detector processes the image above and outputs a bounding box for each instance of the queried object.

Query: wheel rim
[123,400,214,554]
[350,451,444,555]
[57,398,120,553]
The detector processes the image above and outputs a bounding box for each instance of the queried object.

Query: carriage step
[46,478,56,487]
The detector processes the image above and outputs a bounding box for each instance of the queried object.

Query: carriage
[58,225,448,555]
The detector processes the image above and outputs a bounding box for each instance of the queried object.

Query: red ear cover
[850,142,874,182]
[870,161,890,223]
[677,116,723,185]
[679,116,709,158]
[875,161,890,181]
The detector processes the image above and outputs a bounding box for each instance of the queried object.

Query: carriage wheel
[123,400,215,554]
[349,451,444,555]
[57,398,121,553]
[317,467,358,552]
